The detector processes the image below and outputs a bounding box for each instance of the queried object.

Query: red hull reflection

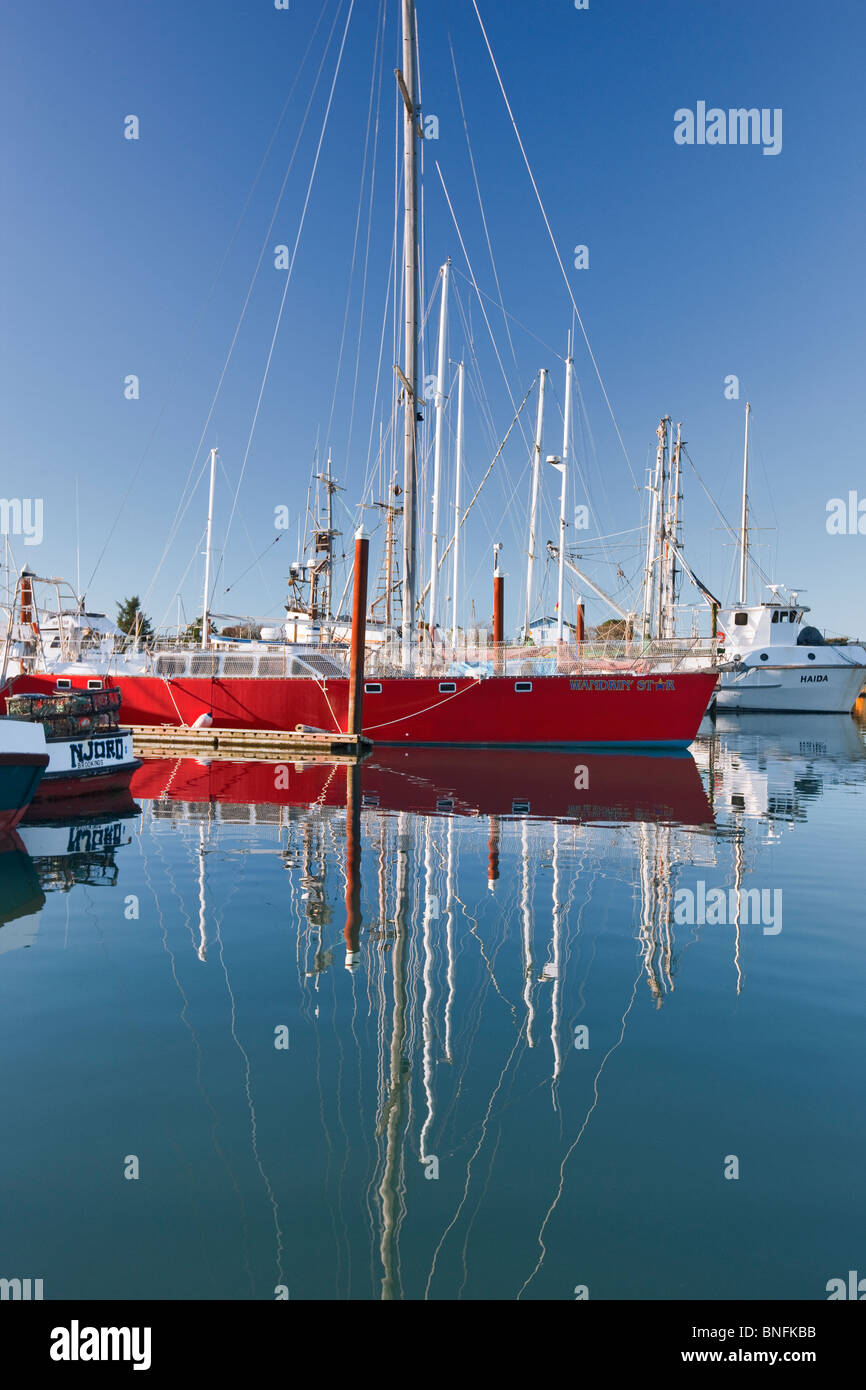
[131,747,713,827]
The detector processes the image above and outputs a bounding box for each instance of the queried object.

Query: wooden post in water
[575,600,585,644]
[493,564,504,675]
[347,528,370,737]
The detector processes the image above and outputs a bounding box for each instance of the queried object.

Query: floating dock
[129,725,371,761]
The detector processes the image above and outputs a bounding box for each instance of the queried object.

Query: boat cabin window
[515,681,533,693]
[87,679,103,689]
[439,682,457,694]
[364,682,382,694]
[56,679,71,689]
[734,612,749,626]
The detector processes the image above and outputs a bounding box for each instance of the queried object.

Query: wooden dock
[129,725,371,762]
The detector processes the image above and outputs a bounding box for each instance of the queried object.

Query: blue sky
[1,0,864,637]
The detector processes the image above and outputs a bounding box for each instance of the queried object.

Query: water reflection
[0,721,863,1299]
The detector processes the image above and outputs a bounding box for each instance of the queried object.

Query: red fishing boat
[9,661,717,749]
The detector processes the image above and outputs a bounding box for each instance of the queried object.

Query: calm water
[1,712,864,1301]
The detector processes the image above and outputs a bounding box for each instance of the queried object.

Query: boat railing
[136,635,719,682]
[364,635,721,678]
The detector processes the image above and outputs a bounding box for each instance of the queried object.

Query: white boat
[714,593,866,713]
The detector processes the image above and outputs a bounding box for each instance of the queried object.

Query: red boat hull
[7,670,718,747]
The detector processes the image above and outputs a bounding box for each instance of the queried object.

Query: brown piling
[347,528,370,736]
[493,572,504,674]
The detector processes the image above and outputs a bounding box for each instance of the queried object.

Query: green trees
[115,596,154,642]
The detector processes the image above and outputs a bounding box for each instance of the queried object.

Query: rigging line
[141,448,209,622]
[154,524,208,635]
[435,161,532,455]
[85,0,334,596]
[343,0,388,480]
[358,82,401,516]
[447,30,520,377]
[451,265,563,361]
[325,0,386,452]
[141,2,349,609]
[420,375,537,598]
[682,445,773,590]
[517,961,643,1300]
[224,535,283,594]
[208,456,273,607]
[470,0,639,495]
[222,0,357,563]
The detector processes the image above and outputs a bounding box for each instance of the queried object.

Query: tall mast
[428,260,450,639]
[201,446,217,649]
[451,361,465,651]
[324,448,333,620]
[738,401,751,606]
[555,344,573,643]
[524,368,547,641]
[653,417,669,639]
[398,0,420,669]
[664,420,683,639]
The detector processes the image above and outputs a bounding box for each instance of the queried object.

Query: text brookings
[69,737,129,769]
[50,1321,151,1371]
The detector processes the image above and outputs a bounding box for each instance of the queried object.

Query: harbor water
[1,711,864,1301]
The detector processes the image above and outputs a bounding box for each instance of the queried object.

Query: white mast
[555,343,573,643]
[665,420,682,639]
[653,417,669,639]
[738,401,751,606]
[451,361,465,652]
[523,368,547,641]
[428,260,450,640]
[201,446,217,650]
[641,420,665,640]
[324,447,333,621]
[398,0,420,670]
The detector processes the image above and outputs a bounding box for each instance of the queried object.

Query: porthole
[439,681,457,694]
[808,653,816,661]
[364,682,382,694]
[515,681,533,693]
[759,653,768,661]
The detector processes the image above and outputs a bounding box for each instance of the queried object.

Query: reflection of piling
[347,528,370,736]
[344,761,362,970]
[488,815,500,891]
[493,571,504,675]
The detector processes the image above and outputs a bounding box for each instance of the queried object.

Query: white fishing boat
[713,405,866,713]
[714,592,866,713]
